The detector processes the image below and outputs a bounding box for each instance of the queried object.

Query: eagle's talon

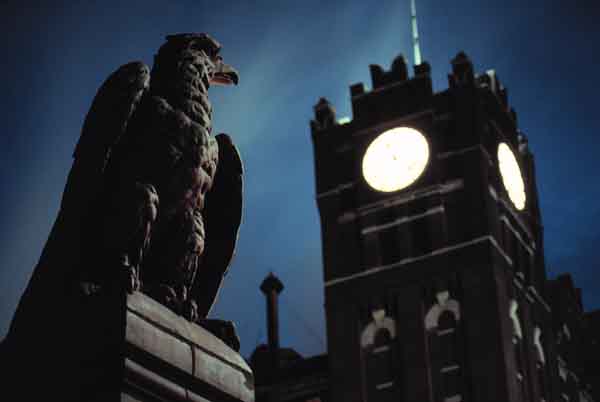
[182,299,198,322]
[132,272,141,293]
[148,284,178,311]
[123,266,139,294]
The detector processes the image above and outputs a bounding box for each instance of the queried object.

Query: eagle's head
[154,33,239,90]
[166,33,238,86]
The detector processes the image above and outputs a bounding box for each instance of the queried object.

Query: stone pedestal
[122,293,253,402]
[1,290,254,402]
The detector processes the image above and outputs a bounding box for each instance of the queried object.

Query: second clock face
[362,126,430,192]
[497,142,526,210]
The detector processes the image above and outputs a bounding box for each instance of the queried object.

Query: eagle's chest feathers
[132,94,218,213]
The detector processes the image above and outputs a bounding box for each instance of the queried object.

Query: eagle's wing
[63,61,150,212]
[7,62,150,336]
[192,133,244,318]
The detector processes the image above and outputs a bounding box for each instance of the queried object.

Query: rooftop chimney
[260,272,284,371]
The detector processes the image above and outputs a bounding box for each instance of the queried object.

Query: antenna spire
[410,0,422,66]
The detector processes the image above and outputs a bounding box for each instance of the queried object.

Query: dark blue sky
[1,0,599,358]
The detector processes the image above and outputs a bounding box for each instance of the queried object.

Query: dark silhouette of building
[250,273,330,402]
[250,53,599,402]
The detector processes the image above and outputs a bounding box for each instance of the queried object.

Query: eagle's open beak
[210,60,239,86]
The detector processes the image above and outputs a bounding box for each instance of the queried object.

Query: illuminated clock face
[362,127,430,192]
[497,142,526,210]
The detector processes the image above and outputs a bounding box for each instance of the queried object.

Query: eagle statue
[7,33,243,336]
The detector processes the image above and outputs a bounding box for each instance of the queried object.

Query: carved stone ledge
[124,292,254,402]
[0,290,254,402]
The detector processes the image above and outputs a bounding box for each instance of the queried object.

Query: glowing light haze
[362,127,429,192]
[1,0,599,359]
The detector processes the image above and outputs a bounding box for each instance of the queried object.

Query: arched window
[374,328,392,347]
[425,291,463,402]
[509,300,527,400]
[509,300,523,340]
[361,309,396,348]
[438,311,459,370]
[439,310,457,331]
[360,310,398,402]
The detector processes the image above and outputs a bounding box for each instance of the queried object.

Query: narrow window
[361,313,399,402]
[426,293,464,402]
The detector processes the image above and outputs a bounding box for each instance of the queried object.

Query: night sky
[1,0,599,359]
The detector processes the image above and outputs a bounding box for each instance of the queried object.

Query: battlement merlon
[311,52,521,139]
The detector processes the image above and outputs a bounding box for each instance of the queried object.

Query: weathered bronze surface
[9,33,243,328]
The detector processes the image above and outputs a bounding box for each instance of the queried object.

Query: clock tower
[310,53,555,402]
